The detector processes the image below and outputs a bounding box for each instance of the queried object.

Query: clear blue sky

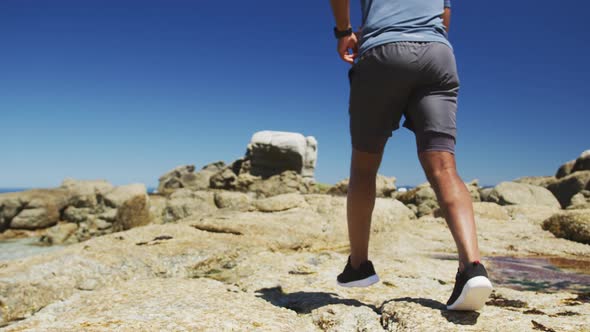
[1,0,588,188]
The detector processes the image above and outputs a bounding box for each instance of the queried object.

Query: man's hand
[337,32,358,65]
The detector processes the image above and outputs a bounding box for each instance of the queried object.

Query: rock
[244,170,315,198]
[440,202,508,221]
[105,184,150,231]
[572,150,590,173]
[10,207,57,229]
[466,179,481,202]
[98,207,117,222]
[103,184,147,208]
[4,278,314,331]
[396,183,438,217]
[209,167,238,190]
[472,202,509,220]
[547,171,590,208]
[39,222,79,245]
[556,160,576,179]
[487,181,560,208]
[1,189,71,230]
[542,210,590,244]
[60,178,114,208]
[163,189,217,222]
[63,206,92,223]
[245,130,317,179]
[148,195,167,224]
[0,223,264,328]
[2,199,590,331]
[479,187,494,202]
[370,199,416,232]
[327,174,397,198]
[311,304,383,331]
[514,176,557,188]
[567,190,590,210]
[254,193,307,212]
[504,205,560,225]
[157,162,226,195]
[214,191,252,211]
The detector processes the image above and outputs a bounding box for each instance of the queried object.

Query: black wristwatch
[333,26,353,39]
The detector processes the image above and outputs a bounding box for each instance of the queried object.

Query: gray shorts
[348,41,460,153]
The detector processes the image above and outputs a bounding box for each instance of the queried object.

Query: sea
[0,188,158,194]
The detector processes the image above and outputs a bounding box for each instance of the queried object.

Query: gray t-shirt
[359,0,452,56]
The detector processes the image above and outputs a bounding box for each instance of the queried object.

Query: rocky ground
[1,140,589,331]
[1,192,589,331]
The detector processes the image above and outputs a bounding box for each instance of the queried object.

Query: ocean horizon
[0,187,158,194]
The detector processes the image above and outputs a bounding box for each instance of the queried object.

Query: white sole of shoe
[337,274,380,288]
[447,276,493,311]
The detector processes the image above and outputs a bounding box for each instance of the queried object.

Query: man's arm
[442,0,451,31]
[330,0,358,64]
[330,0,351,31]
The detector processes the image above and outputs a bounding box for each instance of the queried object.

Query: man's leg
[347,139,386,269]
[418,150,480,272]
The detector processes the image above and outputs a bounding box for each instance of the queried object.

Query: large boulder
[547,171,590,208]
[157,162,226,195]
[326,174,397,197]
[60,178,114,208]
[542,209,590,244]
[103,184,150,232]
[514,176,557,188]
[0,189,71,230]
[556,159,576,179]
[572,149,590,173]
[486,181,560,208]
[244,131,317,180]
[567,190,590,210]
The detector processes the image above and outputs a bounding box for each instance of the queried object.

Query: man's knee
[419,151,458,183]
[351,148,384,176]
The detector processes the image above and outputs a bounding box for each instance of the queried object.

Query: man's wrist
[334,26,353,39]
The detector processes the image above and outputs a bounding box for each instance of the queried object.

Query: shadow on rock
[255,286,378,314]
[384,297,480,326]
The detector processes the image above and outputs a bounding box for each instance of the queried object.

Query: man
[330,0,493,311]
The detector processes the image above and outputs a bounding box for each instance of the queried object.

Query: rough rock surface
[556,159,576,179]
[245,130,318,179]
[157,162,226,195]
[548,171,590,208]
[514,176,557,188]
[486,181,561,208]
[254,193,308,212]
[327,174,397,198]
[543,209,590,244]
[504,205,560,225]
[162,189,217,223]
[396,183,439,217]
[1,194,590,331]
[0,189,71,230]
[434,202,509,221]
[214,191,253,211]
[0,180,154,244]
[568,190,590,210]
[572,149,590,173]
[104,184,150,232]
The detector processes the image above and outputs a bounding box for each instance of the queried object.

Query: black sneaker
[446,260,493,311]
[337,255,380,287]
